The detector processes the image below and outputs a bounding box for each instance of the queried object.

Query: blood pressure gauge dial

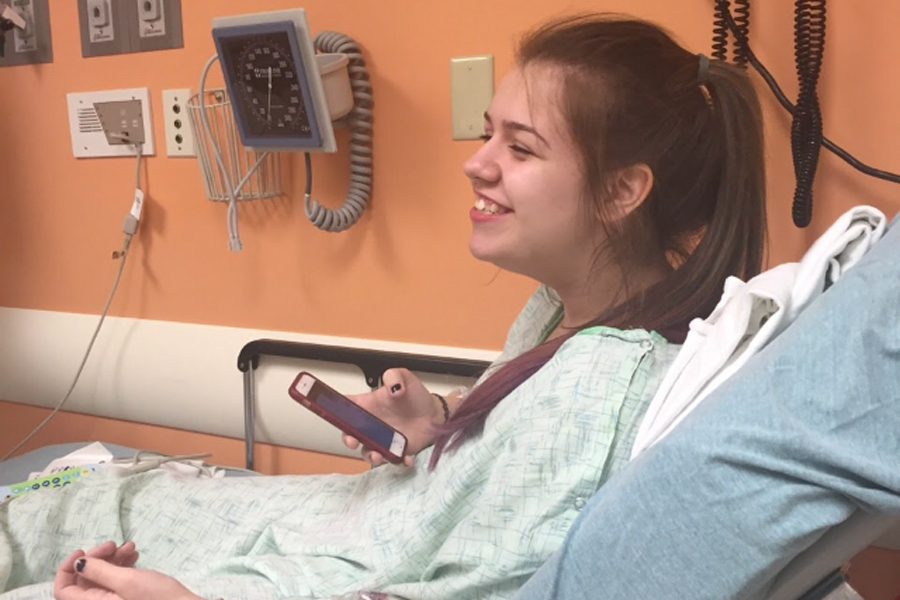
[231,34,311,135]
[213,19,326,150]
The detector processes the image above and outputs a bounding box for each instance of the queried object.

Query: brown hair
[430,14,766,468]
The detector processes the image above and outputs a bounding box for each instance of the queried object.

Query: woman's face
[463,65,603,288]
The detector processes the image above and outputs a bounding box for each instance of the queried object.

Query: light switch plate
[132,0,182,54]
[13,0,37,52]
[137,0,166,38]
[450,55,493,140]
[0,0,53,67]
[79,0,127,56]
[86,0,114,42]
[78,0,182,57]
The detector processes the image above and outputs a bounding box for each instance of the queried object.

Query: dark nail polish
[390,383,402,394]
[75,558,86,573]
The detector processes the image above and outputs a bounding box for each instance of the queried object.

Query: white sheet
[631,205,887,458]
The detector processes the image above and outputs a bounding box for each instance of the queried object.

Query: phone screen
[313,385,397,451]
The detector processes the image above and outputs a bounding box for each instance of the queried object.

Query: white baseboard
[0,308,496,458]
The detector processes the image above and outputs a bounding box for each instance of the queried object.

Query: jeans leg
[516,225,900,600]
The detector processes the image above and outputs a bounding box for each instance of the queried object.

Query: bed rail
[237,338,491,470]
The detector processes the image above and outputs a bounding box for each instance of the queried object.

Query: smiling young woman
[430,14,766,466]
[5,13,767,600]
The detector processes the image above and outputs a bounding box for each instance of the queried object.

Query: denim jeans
[516,218,900,600]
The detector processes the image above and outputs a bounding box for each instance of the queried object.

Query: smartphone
[288,371,408,464]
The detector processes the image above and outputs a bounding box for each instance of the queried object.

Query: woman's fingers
[365,450,413,468]
[84,541,139,568]
[365,450,386,466]
[344,433,388,465]
[381,368,411,399]
[85,541,118,561]
[343,433,382,465]
[342,433,361,450]
[67,558,135,597]
[112,541,139,568]
[71,558,202,600]
[53,549,86,595]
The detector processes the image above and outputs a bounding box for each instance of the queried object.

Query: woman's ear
[607,163,654,220]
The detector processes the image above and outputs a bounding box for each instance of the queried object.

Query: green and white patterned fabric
[0,288,677,599]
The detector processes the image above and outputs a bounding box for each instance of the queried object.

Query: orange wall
[0,0,898,349]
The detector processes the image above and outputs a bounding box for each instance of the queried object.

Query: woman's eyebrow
[484,112,551,148]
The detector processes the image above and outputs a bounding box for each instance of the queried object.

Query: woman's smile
[470,196,512,222]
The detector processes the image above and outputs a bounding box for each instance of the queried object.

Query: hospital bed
[1,338,897,599]
[236,342,900,600]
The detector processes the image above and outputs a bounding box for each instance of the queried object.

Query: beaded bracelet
[431,392,450,424]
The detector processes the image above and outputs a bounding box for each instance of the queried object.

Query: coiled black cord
[712,0,730,61]
[790,0,827,227]
[732,0,751,68]
[715,2,900,230]
[713,0,750,67]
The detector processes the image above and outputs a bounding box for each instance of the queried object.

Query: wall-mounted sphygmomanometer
[191,9,373,250]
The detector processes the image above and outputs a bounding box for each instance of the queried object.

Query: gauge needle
[267,66,272,124]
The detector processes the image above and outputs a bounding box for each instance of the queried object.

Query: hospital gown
[0,288,678,600]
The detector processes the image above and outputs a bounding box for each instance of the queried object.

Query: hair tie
[697,53,711,85]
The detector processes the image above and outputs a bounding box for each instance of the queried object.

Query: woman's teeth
[474,198,506,214]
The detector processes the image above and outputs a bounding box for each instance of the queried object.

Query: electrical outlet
[162,88,195,157]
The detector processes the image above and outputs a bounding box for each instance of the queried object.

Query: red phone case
[288,371,407,464]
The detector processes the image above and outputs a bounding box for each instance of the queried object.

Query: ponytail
[621,57,767,335]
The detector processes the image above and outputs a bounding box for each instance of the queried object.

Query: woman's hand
[54,542,201,600]
[343,368,443,467]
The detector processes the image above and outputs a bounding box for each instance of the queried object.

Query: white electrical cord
[1,144,145,462]
[108,450,213,477]
[116,449,259,476]
[198,54,271,252]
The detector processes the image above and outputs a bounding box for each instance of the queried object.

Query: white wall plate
[67,87,155,158]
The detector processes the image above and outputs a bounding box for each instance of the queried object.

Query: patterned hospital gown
[0,287,678,599]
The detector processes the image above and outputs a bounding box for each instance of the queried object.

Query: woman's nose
[463,144,500,183]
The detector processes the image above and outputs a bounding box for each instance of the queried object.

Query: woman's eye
[509,144,534,157]
[478,133,533,157]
